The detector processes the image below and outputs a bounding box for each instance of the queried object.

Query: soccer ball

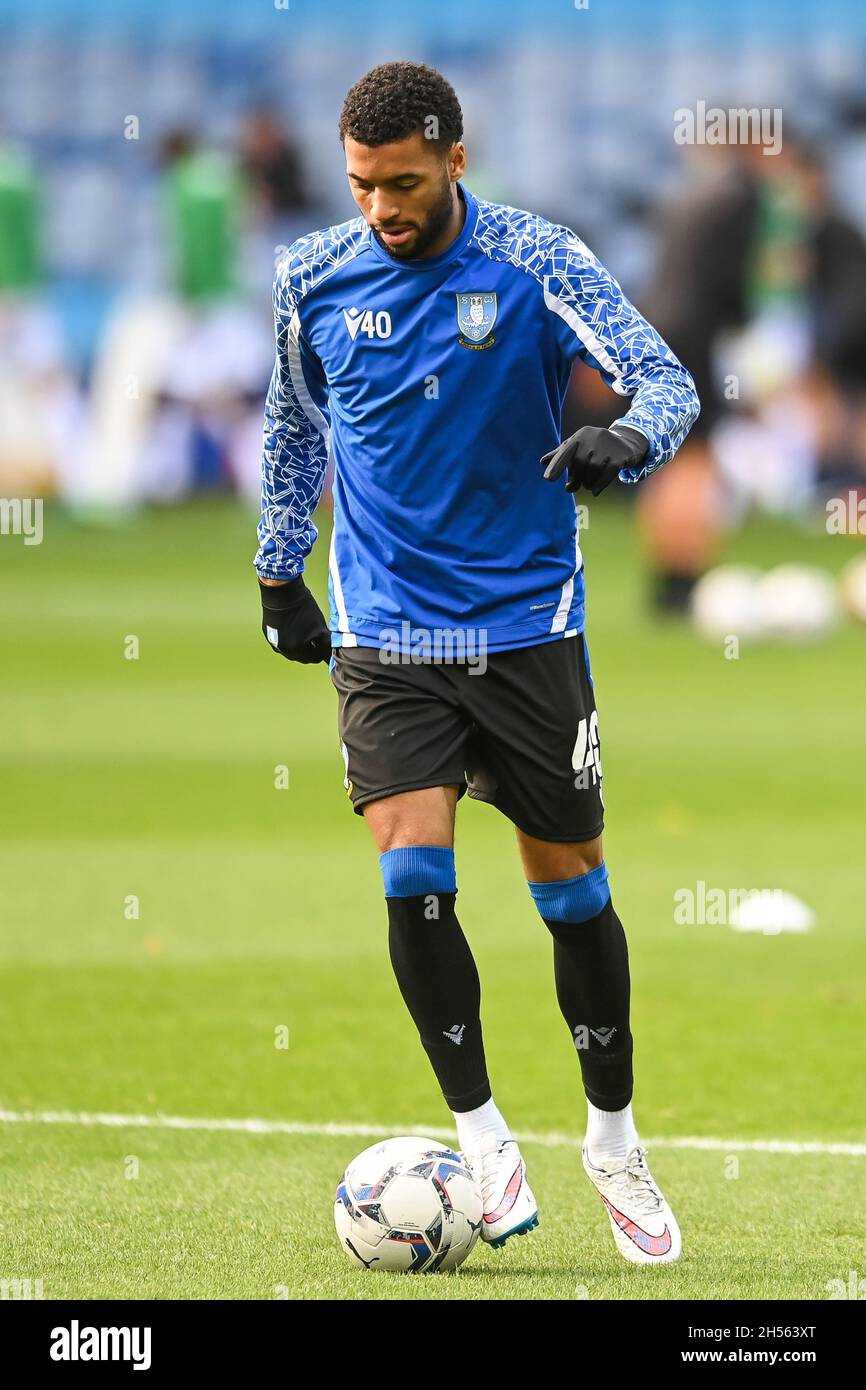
[757,564,839,641]
[690,565,765,643]
[839,554,866,624]
[334,1136,483,1273]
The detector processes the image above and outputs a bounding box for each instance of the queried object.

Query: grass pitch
[1,496,863,1299]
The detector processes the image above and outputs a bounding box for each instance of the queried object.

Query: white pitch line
[0,1108,864,1157]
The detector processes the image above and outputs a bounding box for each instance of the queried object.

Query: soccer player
[256,62,699,1263]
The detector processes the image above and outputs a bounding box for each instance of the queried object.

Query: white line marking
[0,1108,863,1156]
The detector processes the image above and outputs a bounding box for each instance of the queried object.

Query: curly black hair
[339,61,463,152]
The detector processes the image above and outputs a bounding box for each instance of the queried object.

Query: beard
[373,174,457,260]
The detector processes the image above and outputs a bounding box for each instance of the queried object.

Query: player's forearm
[615,360,700,481]
[255,396,327,580]
[554,243,700,481]
[255,510,317,582]
[255,529,314,582]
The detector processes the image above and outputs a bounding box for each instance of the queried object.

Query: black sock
[386,892,491,1112]
[652,569,698,614]
[543,897,634,1110]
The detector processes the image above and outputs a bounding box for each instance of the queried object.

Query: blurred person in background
[0,143,85,500]
[239,107,311,223]
[238,107,319,299]
[638,142,754,611]
[794,140,866,490]
[84,129,272,509]
[636,129,866,612]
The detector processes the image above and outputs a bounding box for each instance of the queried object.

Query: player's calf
[528,861,634,1113]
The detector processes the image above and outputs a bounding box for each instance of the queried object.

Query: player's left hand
[541,424,649,496]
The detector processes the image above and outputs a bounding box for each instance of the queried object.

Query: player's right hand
[258,576,331,664]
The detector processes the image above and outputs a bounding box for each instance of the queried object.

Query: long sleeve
[254,258,331,579]
[544,236,700,482]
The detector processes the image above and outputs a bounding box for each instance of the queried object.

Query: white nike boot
[461,1139,540,1249]
[582,1141,682,1264]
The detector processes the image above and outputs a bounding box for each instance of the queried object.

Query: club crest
[456,292,497,349]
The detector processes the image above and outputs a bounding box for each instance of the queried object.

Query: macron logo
[50,1320,151,1371]
[589,1026,617,1047]
[341,307,392,341]
[443,1023,466,1046]
[342,307,364,340]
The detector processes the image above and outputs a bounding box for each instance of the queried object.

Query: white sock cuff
[453,1097,512,1154]
[587,1100,634,1127]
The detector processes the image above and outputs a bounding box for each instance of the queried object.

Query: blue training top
[255,181,699,652]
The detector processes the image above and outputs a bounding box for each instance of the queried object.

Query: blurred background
[2,0,866,1300]
[2,0,866,589]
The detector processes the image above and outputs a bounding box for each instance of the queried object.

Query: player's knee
[364,787,457,855]
[517,829,603,881]
[380,845,457,898]
[528,861,610,925]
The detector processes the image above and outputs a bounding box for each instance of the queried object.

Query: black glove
[259,576,331,664]
[541,424,649,496]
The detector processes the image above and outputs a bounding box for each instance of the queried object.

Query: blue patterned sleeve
[254,256,331,578]
[544,236,700,482]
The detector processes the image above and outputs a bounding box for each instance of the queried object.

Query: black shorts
[329,634,604,843]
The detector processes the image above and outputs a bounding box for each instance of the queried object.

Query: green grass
[0,496,864,1299]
